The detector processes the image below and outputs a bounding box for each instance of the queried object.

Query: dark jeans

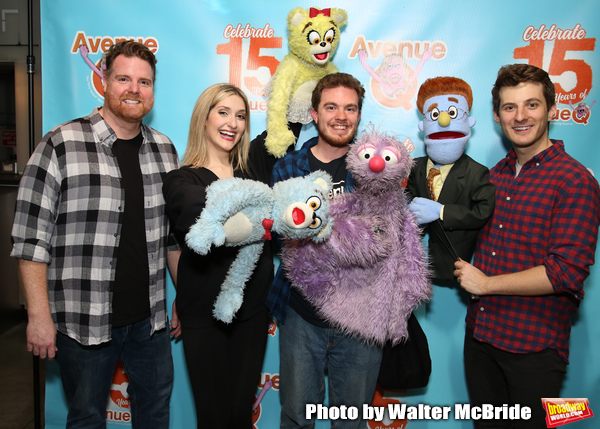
[464,328,566,429]
[55,317,173,429]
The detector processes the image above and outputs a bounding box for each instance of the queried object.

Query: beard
[316,120,357,147]
[104,91,154,123]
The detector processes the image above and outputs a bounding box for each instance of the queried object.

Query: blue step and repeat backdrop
[41,0,599,427]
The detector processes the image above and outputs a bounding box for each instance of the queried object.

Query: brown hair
[102,40,157,81]
[311,73,365,112]
[181,84,251,174]
[492,64,556,115]
[417,77,473,114]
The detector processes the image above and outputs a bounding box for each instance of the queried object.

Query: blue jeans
[55,317,173,429]
[279,307,383,429]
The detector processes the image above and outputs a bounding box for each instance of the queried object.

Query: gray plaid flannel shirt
[11,108,179,345]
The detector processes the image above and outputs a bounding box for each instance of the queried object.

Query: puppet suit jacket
[406,153,495,281]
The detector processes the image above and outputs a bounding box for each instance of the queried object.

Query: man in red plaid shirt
[454,64,600,428]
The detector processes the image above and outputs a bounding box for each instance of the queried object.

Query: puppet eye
[309,216,322,229]
[357,146,376,161]
[448,106,459,119]
[381,148,399,165]
[324,29,335,43]
[429,107,440,121]
[308,31,321,45]
[307,196,322,211]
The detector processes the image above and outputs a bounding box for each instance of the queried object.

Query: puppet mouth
[428,131,465,140]
[314,52,329,61]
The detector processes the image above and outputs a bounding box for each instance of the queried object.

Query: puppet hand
[223,212,254,244]
[409,197,443,224]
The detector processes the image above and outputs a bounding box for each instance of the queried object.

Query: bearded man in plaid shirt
[11,41,178,428]
[454,64,600,428]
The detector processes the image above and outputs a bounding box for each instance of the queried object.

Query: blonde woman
[163,84,279,428]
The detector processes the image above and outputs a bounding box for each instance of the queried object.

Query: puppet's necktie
[427,167,441,201]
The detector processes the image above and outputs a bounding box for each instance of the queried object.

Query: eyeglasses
[423,106,468,122]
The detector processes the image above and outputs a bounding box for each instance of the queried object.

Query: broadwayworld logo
[542,398,594,427]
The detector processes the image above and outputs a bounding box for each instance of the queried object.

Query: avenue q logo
[542,398,594,427]
[70,31,160,100]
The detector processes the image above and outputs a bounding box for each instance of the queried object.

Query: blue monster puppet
[407,76,495,281]
[186,171,333,323]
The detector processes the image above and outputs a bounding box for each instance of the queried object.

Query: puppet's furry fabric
[282,126,432,344]
[263,7,347,157]
[186,172,332,323]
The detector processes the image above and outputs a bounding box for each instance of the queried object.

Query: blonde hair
[181,83,251,173]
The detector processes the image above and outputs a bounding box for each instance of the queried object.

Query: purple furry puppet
[282,125,432,345]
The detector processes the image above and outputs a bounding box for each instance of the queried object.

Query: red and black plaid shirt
[467,140,600,363]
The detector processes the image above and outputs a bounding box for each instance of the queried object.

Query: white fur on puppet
[263,7,347,158]
[186,172,333,323]
[282,125,432,345]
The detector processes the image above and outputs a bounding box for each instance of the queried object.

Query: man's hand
[454,260,554,297]
[454,259,489,296]
[26,314,57,359]
[17,259,57,359]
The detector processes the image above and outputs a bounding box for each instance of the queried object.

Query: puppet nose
[438,111,451,127]
[369,156,385,173]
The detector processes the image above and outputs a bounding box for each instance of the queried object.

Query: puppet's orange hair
[416,76,473,114]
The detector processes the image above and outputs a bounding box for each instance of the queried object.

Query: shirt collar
[88,107,148,148]
[504,139,564,170]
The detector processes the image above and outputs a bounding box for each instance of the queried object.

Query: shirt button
[499,224,503,228]
[492,252,496,256]
[536,163,540,167]
[479,307,484,311]
[506,197,511,201]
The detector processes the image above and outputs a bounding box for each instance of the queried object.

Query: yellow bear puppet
[264,7,347,158]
